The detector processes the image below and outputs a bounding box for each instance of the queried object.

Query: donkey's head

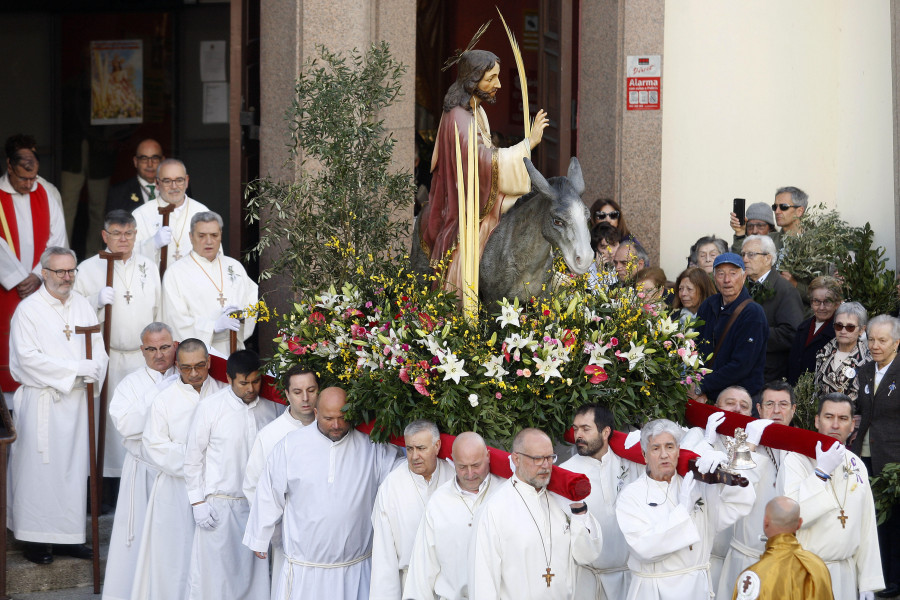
[525,157,592,275]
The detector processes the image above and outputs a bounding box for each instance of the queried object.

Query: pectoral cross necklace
[191,254,226,306]
[41,292,72,340]
[828,460,850,529]
[114,259,136,304]
[512,480,554,587]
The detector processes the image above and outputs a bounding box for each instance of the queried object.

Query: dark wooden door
[537,0,573,177]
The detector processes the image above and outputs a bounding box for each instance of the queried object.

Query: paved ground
[11,586,97,599]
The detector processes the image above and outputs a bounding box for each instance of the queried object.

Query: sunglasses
[594,210,620,220]
[833,322,858,333]
[772,203,798,212]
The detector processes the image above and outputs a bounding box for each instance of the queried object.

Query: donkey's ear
[566,157,585,197]
[525,158,555,199]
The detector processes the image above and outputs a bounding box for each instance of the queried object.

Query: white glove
[815,440,846,476]
[624,430,641,449]
[705,412,726,445]
[213,305,241,333]
[76,359,102,384]
[152,225,173,249]
[678,471,695,511]
[745,418,774,446]
[192,503,219,530]
[696,449,728,474]
[98,286,115,307]
[859,591,874,600]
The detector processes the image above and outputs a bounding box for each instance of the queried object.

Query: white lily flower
[586,343,613,368]
[495,303,522,328]
[482,355,509,379]
[438,352,468,384]
[656,316,679,336]
[534,355,562,383]
[624,341,646,370]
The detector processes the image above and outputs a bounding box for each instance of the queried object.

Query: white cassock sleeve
[370,483,403,599]
[243,440,287,552]
[569,511,604,566]
[161,268,216,348]
[242,433,267,507]
[10,312,80,394]
[616,494,701,561]
[403,510,439,600]
[183,402,213,505]
[468,507,504,599]
[705,480,756,533]
[109,377,149,439]
[0,237,28,289]
[781,454,834,524]
[143,396,186,477]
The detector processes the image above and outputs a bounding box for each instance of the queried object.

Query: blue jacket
[696,288,768,402]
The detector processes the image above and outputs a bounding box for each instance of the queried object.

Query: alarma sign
[626,55,661,111]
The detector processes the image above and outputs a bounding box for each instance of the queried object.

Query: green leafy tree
[245,43,413,296]
[840,223,900,317]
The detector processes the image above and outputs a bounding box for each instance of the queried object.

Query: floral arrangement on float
[266,240,708,444]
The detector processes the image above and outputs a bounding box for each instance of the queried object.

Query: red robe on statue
[0,184,50,392]
[419,105,532,295]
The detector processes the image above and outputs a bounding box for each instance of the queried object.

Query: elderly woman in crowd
[786,276,841,384]
[672,266,715,323]
[590,198,636,243]
[814,301,870,407]
[688,235,728,274]
[634,266,669,305]
[587,222,621,290]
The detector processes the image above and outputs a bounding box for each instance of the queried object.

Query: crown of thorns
[442,20,491,71]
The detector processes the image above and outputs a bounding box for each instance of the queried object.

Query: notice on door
[626,55,661,111]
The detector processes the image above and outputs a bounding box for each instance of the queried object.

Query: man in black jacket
[104,139,165,215]
[741,235,804,383]
[695,253,769,404]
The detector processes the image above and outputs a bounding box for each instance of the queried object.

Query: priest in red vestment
[0,134,67,393]
[418,49,548,296]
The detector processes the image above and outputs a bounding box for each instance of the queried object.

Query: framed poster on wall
[90,39,143,124]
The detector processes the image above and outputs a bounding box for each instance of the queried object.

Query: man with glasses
[740,235,804,383]
[771,186,812,299]
[75,209,161,479]
[105,139,166,214]
[7,246,108,564]
[0,134,67,398]
[103,321,178,600]
[729,201,781,254]
[133,158,209,268]
[133,338,225,600]
[469,428,603,599]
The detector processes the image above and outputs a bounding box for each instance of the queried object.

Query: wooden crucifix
[96,251,123,482]
[75,324,102,594]
[157,203,176,278]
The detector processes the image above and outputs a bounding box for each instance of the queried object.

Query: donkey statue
[479,156,592,306]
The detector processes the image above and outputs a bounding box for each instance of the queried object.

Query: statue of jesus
[418,49,549,296]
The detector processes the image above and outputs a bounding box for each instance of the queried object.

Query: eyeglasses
[810,298,835,307]
[746,222,771,232]
[142,344,173,354]
[136,155,163,164]
[761,400,792,410]
[515,451,558,466]
[43,268,77,277]
[594,210,620,220]
[740,251,769,259]
[178,363,208,374]
[833,322,858,333]
[104,229,137,239]
[772,203,799,212]
[159,177,186,187]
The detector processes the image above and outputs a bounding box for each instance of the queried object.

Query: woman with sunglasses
[814,300,871,407]
[589,198,636,244]
[787,276,841,384]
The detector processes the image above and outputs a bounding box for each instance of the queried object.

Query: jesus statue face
[473,63,501,105]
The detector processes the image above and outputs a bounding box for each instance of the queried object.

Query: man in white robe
[161,210,257,356]
[403,431,501,600]
[243,387,405,600]
[371,420,455,599]
[133,158,208,267]
[7,247,107,564]
[243,365,319,600]
[102,322,177,600]
[780,393,884,599]
[715,382,795,598]
[0,134,67,399]
[74,209,161,477]
[616,419,755,600]
[560,403,641,600]
[184,350,278,599]
[469,428,604,600]
[132,339,226,600]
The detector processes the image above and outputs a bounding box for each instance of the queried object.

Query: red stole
[0,183,51,391]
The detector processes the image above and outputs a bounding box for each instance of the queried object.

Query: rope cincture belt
[633,562,713,598]
[729,537,762,561]
[283,550,372,600]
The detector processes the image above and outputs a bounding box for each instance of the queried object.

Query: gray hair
[190,211,224,233]
[156,158,187,178]
[834,301,868,328]
[640,419,684,453]
[104,209,137,231]
[140,322,174,344]
[744,234,777,261]
[40,246,76,268]
[868,314,900,341]
[176,337,209,359]
[404,419,440,444]
[621,240,650,268]
[776,186,809,209]
[689,235,728,266]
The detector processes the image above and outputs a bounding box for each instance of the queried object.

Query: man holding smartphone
[729,201,780,254]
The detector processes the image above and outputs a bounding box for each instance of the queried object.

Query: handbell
[728,427,757,471]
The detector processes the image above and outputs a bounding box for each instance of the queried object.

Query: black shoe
[22,543,53,565]
[877,583,900,598]
[53,544,94,560]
